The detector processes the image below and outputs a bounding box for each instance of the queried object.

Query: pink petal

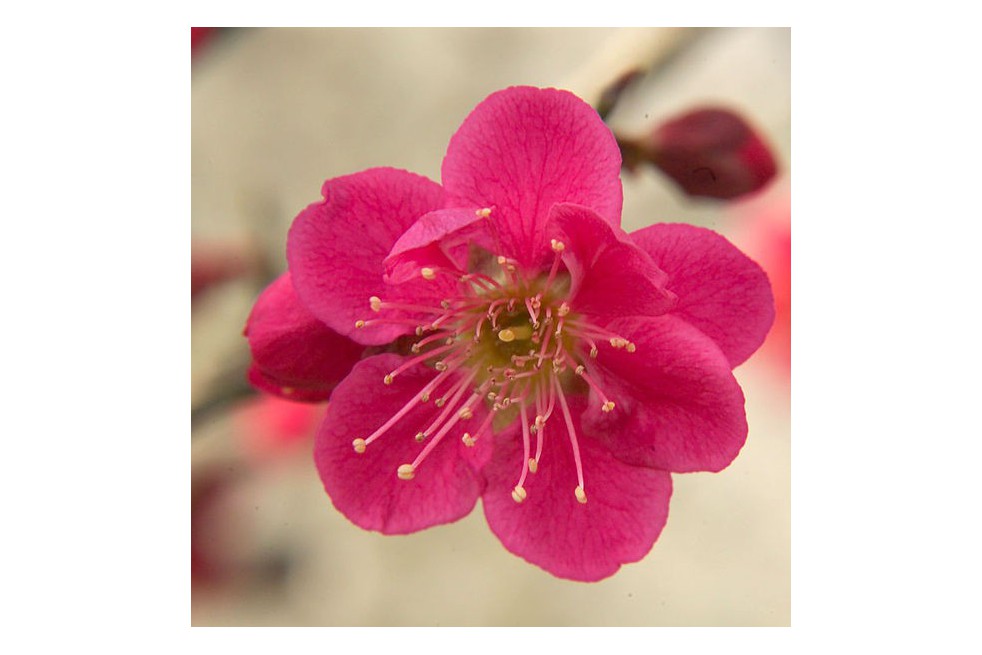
[287,167,452,345]
[314,354,489,534]
[244,273,366,402]
[583,315,748,473]
[481,397,672,582]
[549,203,676,318]
[383,207,493,285]
[630,223,775,367]
[442,86,623,270]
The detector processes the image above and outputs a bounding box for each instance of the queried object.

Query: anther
[434,398,446,408]
[528,458,538,473]
[369,296,382,312]
[511,486,527,504]
[610,337,629,349]
[435,361,449,372]
[421,267,436,280]
[411,343,422,354]
[355,320,366,328]
[462,433,475,447]
[414,432,426,443]
[575,365,585,375]
[550,239,565,252]
[352,438,367,454]
[626,342,637,353]
[498,328,516,343]
[420,392,430,403]
[415,326,425,336]
[574,486,588,504]
[476,207,492,218]
[383,374,394,385]
[397,464,415,480]
[458,407,473,420]
[590,346,598,358]
[602,401,616,413]
[557,303,570,317]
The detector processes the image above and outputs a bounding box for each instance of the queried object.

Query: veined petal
[244,273,365,402]
[315,354,489,535]
[631,223,775,367]
[482,397,672,582]
[383,207,494,285]
[287,168,453,345]
[584,315,748,473]
[549,203,676,318]
[442,86,623,270]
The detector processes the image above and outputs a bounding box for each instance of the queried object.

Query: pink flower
[245,87,774,581]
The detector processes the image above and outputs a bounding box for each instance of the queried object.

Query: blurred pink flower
[728,180,791,376]
[624,107,777,200]
[245,86,774,581]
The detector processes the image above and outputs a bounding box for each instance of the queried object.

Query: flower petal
[482,397,672,582]
[287,167,451,345]
[383,207,494,285]
[630,223,775,367]
[314,354,489,534]
[583,315,748,473]
[549,203,676,318]
[244,273,365,402]
[442,86,623,269]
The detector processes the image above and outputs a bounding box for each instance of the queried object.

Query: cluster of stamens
[351,209,636,506]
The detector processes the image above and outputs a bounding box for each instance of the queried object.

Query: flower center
[350,210,636,505]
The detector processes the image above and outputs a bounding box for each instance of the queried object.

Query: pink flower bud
[645,107,777,200]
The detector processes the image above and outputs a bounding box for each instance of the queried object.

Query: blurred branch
[565,28,712,111]
[191,357,255,432]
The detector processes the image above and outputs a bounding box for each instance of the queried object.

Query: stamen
[498,328,516,343]
[574,362,617,413]
[511,486,527,503]
[553,376,587,505]
[397,464,415,480]
[352,438,366,454]
[421,267,436,280]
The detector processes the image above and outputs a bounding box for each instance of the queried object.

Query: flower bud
[625,107,777,200]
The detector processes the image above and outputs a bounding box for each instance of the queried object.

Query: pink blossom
[245,87,774,581]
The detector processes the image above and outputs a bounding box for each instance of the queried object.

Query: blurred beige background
[191,27,790,626]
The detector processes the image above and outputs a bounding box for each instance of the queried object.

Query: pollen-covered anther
[458,407,473,420]
[420,392,430,403]
[397,464,415,480]
[369,296,382,312]
[383,374,394,385]
[528,458,538,473]
[476,207,492,218]
[575,365,585,375]
[557,302,570,317]
[574,486,588,504]
[355,320,366,329]
[589,346,598,358]
[352,438,367,454]
[550,238,566,252]
[411,343,422,354]
[434,361,449,372]
[610,337,630,349]
[626,342,637,353]
[421,267,436,280]
[511,486,527,504]
[461,433,475,447]
[434,398,446,408]
[602,400,616,413]
[498,328,516,343]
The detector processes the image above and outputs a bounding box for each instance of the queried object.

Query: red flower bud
[643,107,777,200]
